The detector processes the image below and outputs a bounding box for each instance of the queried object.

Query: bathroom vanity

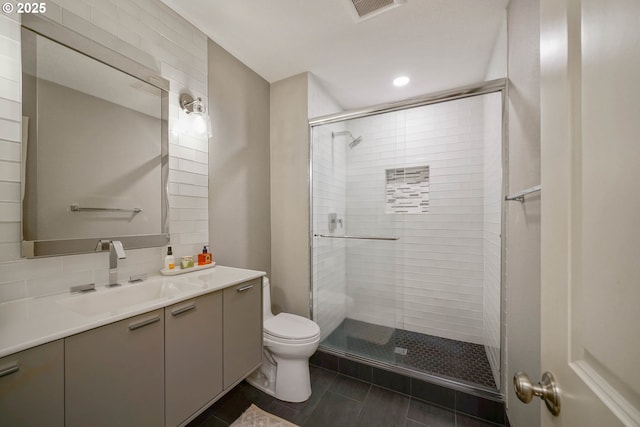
[0,266,264,427]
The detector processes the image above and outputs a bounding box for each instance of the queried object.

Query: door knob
[513,371,561,416]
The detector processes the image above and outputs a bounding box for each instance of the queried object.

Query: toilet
[246,277,321,402]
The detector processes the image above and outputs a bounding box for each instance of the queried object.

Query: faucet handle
[111,240,126,259]
[96,239,111,251]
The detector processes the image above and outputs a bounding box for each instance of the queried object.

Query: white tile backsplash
[0,99,20,122]
[176,158,208,175]
[0,118,20,142]
[0,0,209,303]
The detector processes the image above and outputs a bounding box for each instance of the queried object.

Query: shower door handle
[314,234,399,241]
[513,371,561,416]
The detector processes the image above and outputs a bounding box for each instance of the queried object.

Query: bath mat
[230,404,299,427]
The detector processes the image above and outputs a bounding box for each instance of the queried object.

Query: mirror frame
[21,14,170,258]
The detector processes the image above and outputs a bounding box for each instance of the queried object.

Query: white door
[539,0,640,426]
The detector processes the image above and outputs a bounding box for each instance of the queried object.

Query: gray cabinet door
[165,291,223,427]
[65,309,165,427]
[223,278,262,388]
[0,340,64,427]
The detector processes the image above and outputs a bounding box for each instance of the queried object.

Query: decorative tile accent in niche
[385,166,430,214]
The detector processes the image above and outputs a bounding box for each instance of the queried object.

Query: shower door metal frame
[308,78,508,400]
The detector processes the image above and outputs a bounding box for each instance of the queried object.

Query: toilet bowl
[246,277,320,402]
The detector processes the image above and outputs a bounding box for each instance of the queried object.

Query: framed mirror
[21,15,170,258]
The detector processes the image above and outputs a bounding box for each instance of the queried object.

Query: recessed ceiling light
[393,76,410,87]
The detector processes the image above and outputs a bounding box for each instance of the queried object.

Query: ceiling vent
[349,0,406,21]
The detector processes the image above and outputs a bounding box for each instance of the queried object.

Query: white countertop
[0,265,265,358]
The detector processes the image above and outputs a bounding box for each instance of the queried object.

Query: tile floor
[188,366,504,427]
[322,318,497,389]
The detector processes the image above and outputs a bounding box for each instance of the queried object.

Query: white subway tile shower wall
[312,124,348,340]
[482,92,503,387]
[0,1,208,302]
[344,96,491,344]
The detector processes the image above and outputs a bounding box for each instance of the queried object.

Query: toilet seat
[264,313,320,340]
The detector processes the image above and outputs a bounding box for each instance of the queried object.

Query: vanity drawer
[0,340,64,427]
[223,278,263,388]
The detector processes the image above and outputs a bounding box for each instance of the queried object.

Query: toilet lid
[264,313,320,340]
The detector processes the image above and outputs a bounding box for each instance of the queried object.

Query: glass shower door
[311,113,406,366]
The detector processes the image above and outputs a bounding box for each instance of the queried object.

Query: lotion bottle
[164,246,175,270]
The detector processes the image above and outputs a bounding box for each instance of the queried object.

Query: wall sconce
[178,93,212,138]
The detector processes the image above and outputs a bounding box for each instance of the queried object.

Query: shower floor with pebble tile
[321,318,497,390]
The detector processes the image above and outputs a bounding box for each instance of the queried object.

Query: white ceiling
[159,0,508,110]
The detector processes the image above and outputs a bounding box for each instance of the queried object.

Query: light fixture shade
[178,93,212,138]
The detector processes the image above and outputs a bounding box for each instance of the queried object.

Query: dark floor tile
[411,378,455,410]
[186,408,213,427]
[206,381,274,424]
[309,365,339,392]
[339,357,373,382]
[311,350,339,372]
[266,400,305,424]
[274,366,337,424]
[303,390,363,427]
[407,399,456,427]
[457,413,504,426]
[372,366,411,395]
[356,385,410,427]
[196,415,229,427]
[406,420,429,427]
[332,374,371,402]
[455,392,505,425]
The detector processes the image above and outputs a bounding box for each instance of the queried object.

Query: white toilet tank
[262,277,274,319]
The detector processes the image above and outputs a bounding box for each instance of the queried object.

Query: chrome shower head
[348,136,363,149]
[332,131,363,149]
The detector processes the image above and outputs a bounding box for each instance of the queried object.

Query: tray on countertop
[160,262,216,276]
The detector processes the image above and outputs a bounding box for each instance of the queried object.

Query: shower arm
[314,234,399,241]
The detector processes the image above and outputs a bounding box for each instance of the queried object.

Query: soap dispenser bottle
[198,246,211,265]
[164,246,175,270]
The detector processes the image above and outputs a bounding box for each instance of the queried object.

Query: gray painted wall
[269,73,310,316]
[505,0,541,425]
[208,40,271,275]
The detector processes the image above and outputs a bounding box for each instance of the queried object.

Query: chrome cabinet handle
[0,363,19,378]
[171,303,196,316]
[128,315,161,331]
[236,284,254,293]
[514,371,561,416]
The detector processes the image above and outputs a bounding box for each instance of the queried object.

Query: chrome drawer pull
[236,284,254,293]
[0,363,19,378]
[171,303,196,316]
[128,315,160,331]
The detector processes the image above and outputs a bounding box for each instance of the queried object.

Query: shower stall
[310,81,505,396]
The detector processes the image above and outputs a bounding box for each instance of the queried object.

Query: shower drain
[394,347,408,355]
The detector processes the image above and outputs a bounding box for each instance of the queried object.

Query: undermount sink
[57,281,200,317]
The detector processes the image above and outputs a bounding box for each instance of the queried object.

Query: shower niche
[310,85,504,397]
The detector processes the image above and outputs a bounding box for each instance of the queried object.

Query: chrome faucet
[109,240,126,287]
[97,240,126,287]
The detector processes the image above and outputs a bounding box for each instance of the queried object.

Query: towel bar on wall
[70,204,142,213]
[505,185,541,202]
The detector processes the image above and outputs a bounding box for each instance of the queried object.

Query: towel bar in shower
[314,234,399,241]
